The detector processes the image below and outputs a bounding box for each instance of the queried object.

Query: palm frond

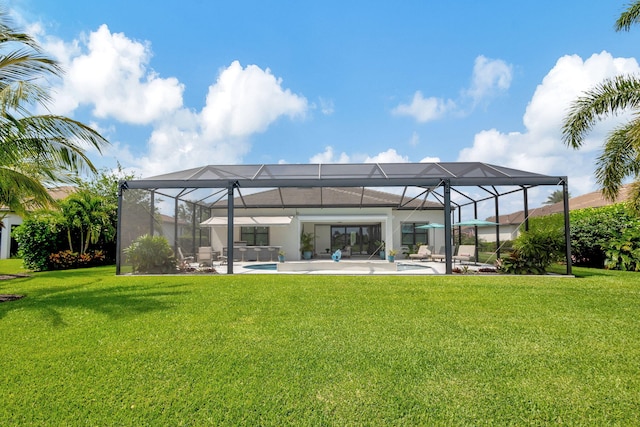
[1,115,109,174]
[626,180,640,214]
[595,121,640,200]
[562,74,640,148]
[615,1,640,32]
[0,10,43,51]
[0,81,50,117]
[0,49,62,85]
[0,166,55,214]
[0,12,110,216]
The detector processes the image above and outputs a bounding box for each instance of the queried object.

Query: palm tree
[543,189,569,205]
[60,190,115,254]
[0,12,109,218]
[562,1,640,214]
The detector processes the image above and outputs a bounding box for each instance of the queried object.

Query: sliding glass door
[330,224,381,255]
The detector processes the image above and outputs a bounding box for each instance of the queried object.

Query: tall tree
[543,189,570,205]
[0,12,109,218]
[562,1,640,214]
[60,190,114,254]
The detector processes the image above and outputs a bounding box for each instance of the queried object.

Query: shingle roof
[489,184,633,224]
[1,186,76,211]
[211,187,443,209]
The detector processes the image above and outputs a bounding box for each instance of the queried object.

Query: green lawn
[1,261,638,425]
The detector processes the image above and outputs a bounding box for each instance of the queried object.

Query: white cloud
[409,131,420,147]
[34,18,309,176]
[138,61,308,175]
[466,55,512,105]
[318,97,335,115]
[46,24,184,124]
[392,91,457,123]
[420,155,441,163]
[309,147,414,164]
[393,55,513,123]
[408,132,441,162]
[458,51,640,198]
[364,148,408,163]
[200,61,307,140]
[310,146,351,163]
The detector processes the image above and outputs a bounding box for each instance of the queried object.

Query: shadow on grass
[0,277,188,326]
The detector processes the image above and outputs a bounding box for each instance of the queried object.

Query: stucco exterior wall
[0,212,23,259]
[206,206,445,261]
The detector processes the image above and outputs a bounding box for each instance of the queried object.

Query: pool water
[397,263,432,271]
[242,262,433,272]
[243,263,277,270]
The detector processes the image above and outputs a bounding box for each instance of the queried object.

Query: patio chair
[430,246,446,262]
[409,245,431,261]
[453,245,476,264]
[197,246,214,266]
[177,247,194,263]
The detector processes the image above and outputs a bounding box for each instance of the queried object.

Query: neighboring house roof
[1,186,76,212]
[489,184,633,225]
[159,213,191,225]
[210,187,443,210]
[47,186,77,201]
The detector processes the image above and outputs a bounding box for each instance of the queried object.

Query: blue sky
[10,1,640,204]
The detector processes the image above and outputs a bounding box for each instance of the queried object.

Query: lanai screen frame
[117,162,571,275]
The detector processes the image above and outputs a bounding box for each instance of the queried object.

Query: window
[401,222,428,246]
[241,226,269,246]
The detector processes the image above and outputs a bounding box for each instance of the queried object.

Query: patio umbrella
[453,219,499,227]
[416,223,445,250]
[415,223,445,229]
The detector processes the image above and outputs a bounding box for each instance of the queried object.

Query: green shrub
[12,212,64,271]
[124,234,177,274]
[529,204,639,269]
[604,227,640,271]
[570,204,636,267]
[496,250,546,274]
[497,227,564,274]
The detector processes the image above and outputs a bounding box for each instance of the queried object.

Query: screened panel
[119,188,159,272]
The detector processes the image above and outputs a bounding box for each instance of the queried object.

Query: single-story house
[116,162,572,274]
[478,183,634,242]
[204,186,446,261]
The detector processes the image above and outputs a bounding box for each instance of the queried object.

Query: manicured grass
[0,262,639,425]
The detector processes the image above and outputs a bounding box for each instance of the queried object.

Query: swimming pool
[243,263,278,270]
[242,262,436,273]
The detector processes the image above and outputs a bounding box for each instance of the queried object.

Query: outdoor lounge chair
[453,245,476,264]
[409,245,431,261]
[430,246,446,262]
[197,246,214,266]
[177,247,194,263]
